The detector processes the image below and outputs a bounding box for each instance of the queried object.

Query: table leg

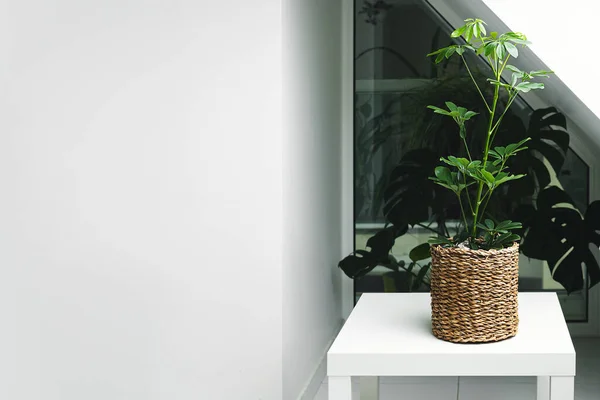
[329,376,353,400]
[549,376,574,400]
[537,376,550,400]
[359,376,379,400]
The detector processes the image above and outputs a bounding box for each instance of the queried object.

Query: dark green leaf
[409,243,431,262]
[338,250,377,279]
[428,236,453,245]
[413,264,431,290]
[435,51,445,64]
[434,166,453,184]
[521,188,600,293]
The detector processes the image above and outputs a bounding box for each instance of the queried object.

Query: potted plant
[423,18,553,343]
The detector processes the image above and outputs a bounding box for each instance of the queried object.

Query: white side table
[327,292,575,400]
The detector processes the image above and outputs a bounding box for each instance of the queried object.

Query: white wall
[0,1,282,399]
[282,0,345,398]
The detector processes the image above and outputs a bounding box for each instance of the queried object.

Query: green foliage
[425,18,554,249]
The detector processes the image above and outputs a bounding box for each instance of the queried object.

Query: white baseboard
[298,319,345,400]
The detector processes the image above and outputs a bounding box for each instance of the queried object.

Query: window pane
[353,0,590,321]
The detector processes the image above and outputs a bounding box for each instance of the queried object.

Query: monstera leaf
[382,149,441,227]
[338,225,407,279]
[520,186,600,293]
[501,107,569,198]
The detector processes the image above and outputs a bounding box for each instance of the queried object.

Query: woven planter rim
[430,241,519,257]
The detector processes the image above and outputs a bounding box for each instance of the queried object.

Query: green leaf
[496,220,522,231]
[506,64,522,73]
[427,105,451,116]
[494,146,506,156]
[485,162,501,174]
[481,170,495,187]
[505,137,531,155]
[463,111,478,120]
[451,25,467,38]
[409,243,431,262]
[445,46,456,59]
[495,173,526,186]
[428,236,453,246]
[445,101,458,112]
[426,47,447,57]
[472,23,480,38]
[495,43,506,59]
[485,219,495,229]
[502,32,531,45]
[448,156,470,168]
[515,81,545,93]
[504,42,518,58]
[434,166,453,184]
[478,21,487,36]
[530,69,554,78]
[465,26,473,42]
[488,149,502,159]
[435,51,445,64]
[477,222,490,231]
[430,179,458,192]
[455,46,465,56]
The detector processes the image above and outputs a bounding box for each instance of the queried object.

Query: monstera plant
[341,19,600,294]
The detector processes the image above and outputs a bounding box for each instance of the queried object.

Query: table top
[327,292,575,377]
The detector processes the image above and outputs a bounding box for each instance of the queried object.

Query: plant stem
[471,78,500,238]
[463,174,474,214]
[478,158,507,219]
[479,189,494,222]
[457,193,469,231]
[462,137,473,161]
[461,55,491,113]
[490,93,518,144]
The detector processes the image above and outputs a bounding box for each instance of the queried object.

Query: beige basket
[429,242,519,343]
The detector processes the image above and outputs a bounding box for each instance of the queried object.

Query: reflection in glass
[353,0,590,321]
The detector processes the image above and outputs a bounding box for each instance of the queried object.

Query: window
[353,0,593,322]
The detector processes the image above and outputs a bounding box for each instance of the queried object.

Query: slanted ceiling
[427,0,600,154]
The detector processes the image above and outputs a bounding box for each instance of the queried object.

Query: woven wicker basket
[429,242,519,343]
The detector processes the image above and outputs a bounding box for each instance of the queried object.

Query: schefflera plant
[426,18,553,250]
